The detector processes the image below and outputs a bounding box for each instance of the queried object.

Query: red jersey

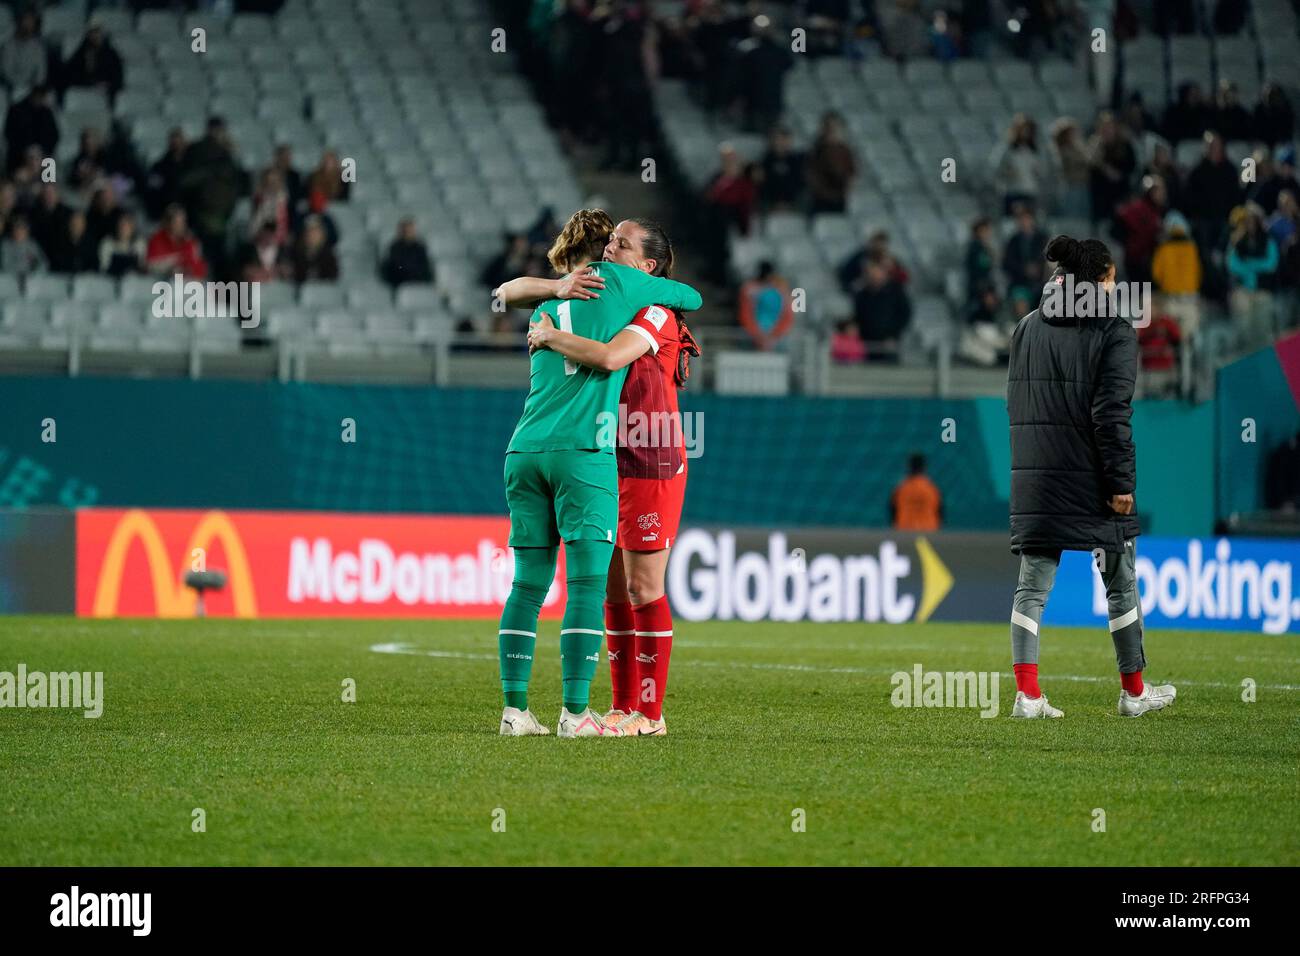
[618,305,685,479]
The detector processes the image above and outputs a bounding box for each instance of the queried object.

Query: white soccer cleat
[1011,691,1064,718]
[602,708,630,727]
[499,707,549,736]
[616,711,667,736]
[1118,682,1176,717]
[557,707,625,737]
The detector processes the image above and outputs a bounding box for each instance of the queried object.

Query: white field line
[368,642,1300,692]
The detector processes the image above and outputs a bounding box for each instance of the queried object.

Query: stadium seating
[0,0,584,383]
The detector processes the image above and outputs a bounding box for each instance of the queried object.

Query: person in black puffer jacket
[1005,234,1176,720]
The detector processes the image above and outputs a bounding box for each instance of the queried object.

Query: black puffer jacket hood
[1006,269,1141,554]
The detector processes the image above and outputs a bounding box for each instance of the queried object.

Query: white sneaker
[557,707,625,737]
[1118,682,1176,717]
[602,708,630,726]
[1011,691,1064,718]
[499,707,549,736]
[616,711,667,736]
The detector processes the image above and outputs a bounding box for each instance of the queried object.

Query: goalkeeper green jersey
[507,262,702,454]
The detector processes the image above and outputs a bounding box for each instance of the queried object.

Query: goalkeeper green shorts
[504,449,618,547]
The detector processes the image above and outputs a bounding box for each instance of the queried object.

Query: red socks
[1013,663,1041,698]
[604,601,638,713]
[1121,670,1144,696]
[632,595,673,721]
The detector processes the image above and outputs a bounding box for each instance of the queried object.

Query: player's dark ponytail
[1044,234,1113,282]
[628,218,674,277]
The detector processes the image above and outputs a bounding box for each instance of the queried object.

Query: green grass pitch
[1,617,1296,866]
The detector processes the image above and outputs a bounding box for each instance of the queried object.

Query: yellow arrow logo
[914,536,953,623]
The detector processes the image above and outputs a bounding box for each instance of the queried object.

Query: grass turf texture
[0,617,1296,866]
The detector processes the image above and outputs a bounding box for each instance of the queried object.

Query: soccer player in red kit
[526,218,697,736]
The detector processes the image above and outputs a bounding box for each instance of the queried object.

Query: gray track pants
[1010,540,1147,674]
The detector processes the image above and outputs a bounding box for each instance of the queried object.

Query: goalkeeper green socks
[498,546,557,710]
[560,538,614,713]
[560,629,602,713]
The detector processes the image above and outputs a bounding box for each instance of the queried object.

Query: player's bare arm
[493,267,605,308]
[527,311,650,372]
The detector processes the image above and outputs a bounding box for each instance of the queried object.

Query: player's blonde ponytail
[547,208,614,274]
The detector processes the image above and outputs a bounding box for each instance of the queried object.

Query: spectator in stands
[180,117,249,279]
[803,0,854,56]
[705,143,758,235]
[71,127,109,197]
[830,318,866,364]
[1,214,46,276]
[960,0,994,57]
[249,168,291,249]
[60,19,124,103]
[270,144,304,225]
[0,8,47,95]
[1151,211,1203,337]
[890,453,942,532]
[1254,84,1295,148]
[3,84,57,175]
[237,221,290,284]
[1049,118,1092,220]
[1114,175,1167,282]
[146,204,207,280]
[760,125,803,211]
[1163,83,1211,144]
[1088,111,1137,224]
[28,182,68,257]
[1137,309,1182,375]
[1227,202,1279,348]
[1122,92,1157,144]
[877,0,930,59]
[525,206,560,252]
[306,150,349,213]
[99,119,145,199]
[964,217,998,303]
[9,144,45,206]
[382,217,433,287]
[1268,189,1299,254]
[481,231,536,293]
[592,1,653,168]
[84,186,121,248]
[840,228,909,293]
[1184,132,1242,261]
[852,255,911,356]
[737,260,794,352]
[991,114,1045,216]
[1213,81,1254,143]
[1003,204,1049,303]
[0,180,15,235]
[735,14,792,134]
[48,210,97,274]
[1252,145,1299,216]
[99,212,145,278]
[958,283,1007,367]
[1145,139,1183,212]
[1264,430,1300,511]
[145,127,188,221]
[807,111,856,215]
[292,215,339,283]
[928,9,961,61]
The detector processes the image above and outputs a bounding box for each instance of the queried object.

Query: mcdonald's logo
[89,509,258,618]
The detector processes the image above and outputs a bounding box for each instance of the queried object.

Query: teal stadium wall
[0,377,1215,535]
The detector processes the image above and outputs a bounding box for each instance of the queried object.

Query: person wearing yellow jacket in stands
[1151,211,1203,336]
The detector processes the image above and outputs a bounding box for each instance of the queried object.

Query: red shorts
[617,465,687,552]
